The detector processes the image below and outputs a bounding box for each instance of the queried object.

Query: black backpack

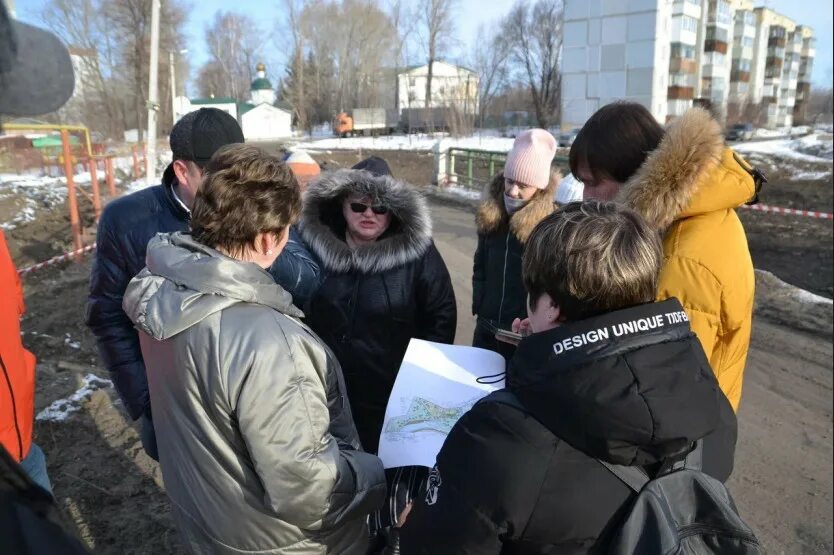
[478,390,763,555]
[0,445,90,555]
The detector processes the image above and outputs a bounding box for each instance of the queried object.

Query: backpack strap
[595,460,651,493]
[598,439,705,493]
[682,439,703,471]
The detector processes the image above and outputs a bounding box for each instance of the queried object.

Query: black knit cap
[351,156,392,177]
[169,107,244,167]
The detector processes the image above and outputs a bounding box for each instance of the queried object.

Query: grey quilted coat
[123,232,386,554]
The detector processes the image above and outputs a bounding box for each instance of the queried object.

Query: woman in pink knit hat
[472,129,560,358]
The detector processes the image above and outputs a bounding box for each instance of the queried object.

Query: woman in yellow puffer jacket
[570,102,761,411]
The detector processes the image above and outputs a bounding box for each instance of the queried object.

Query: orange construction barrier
[88,158,102,220]
[105,157,116,196]
[61,130,83,250]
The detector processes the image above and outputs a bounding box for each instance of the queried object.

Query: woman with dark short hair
[571,102,759,411]
[122,144,385,555]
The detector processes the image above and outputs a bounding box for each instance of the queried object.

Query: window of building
[745,12,756,25]
[705,51,727,66]
[706,26,729,43]
[715,0,732,25]
[681,15,698,33]
[671,42,696,59]
[742,36,754,47]
[670,73,692,86]
[733,59,752,72]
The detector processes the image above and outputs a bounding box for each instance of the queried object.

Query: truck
[333,108,399,137]
[400,107,455,133]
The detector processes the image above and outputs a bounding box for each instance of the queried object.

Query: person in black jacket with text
[85,108,244,460]
[301,157,456,540]
[399,201,737,554]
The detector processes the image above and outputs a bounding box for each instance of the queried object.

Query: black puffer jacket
[400,298,738,554]
[85,171,189,420]
[472,172,558,357]
[300,169,457,454]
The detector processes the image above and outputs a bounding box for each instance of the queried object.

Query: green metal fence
[446,147,569,190]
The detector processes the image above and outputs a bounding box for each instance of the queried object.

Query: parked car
[726,123,755,141]
[558,128,580,147]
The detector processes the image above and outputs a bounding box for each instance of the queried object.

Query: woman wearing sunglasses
[300,156,457,545]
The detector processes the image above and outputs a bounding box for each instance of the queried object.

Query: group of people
[84,101,757,554]
[1,8,763,553]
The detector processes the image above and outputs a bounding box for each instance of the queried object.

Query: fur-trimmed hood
[618,107,756,230]
[299,169,432,274]
[476,170,560,243]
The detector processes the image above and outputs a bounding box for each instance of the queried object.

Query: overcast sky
[18,0,833,90]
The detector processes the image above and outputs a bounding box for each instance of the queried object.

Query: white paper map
[377,339,506,469]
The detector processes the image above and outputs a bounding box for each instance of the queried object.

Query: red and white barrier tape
[17,244,96,276]
[740,204,833,220]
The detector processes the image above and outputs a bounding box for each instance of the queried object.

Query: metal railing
[445,147,569,190]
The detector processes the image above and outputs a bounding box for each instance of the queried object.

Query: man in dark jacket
[399,201,738,553]
[85,108,244,460]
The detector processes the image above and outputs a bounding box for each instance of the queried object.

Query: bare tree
[470,22,512,127]
[40,0,188,139]
[804,88,834,125]
[200,11,263,102]
[279,0,308,130]
[277,0,398,129]
[388,0,416,110]
[505,0,563,128]
[419,0,457,109]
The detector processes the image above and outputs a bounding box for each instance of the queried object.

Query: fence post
[105,157,116,197]
[467,153,474,188]
[449,149,456,185]
[61,129,83,251]
[88,158,102,220]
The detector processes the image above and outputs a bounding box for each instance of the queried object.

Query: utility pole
[145,0,160,186]
[169,50,176,129]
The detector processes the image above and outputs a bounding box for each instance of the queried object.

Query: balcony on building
[707,0,733,26]
[705,26,730,54]
[669,42,699,73]
[667,86,695,100]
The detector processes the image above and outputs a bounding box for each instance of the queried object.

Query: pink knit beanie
[504,129,557,189]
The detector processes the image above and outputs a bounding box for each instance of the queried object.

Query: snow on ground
[0,173,69,229]
[756,269,833,306]
[293,133,516,153]
[442,185,483,201]
[734,132,834,163]
[36,373,113,422]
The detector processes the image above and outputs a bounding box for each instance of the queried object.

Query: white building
[173,96,238,123]
[240,103,292,140]
[562,0,816,129]
[561,0,673,130]
[239,63,292,140]
[694,0,735,113]
[397,61,479,114]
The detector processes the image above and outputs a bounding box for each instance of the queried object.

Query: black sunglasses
[350,202,389,215]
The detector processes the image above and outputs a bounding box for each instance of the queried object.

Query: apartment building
[562,0,816,130]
